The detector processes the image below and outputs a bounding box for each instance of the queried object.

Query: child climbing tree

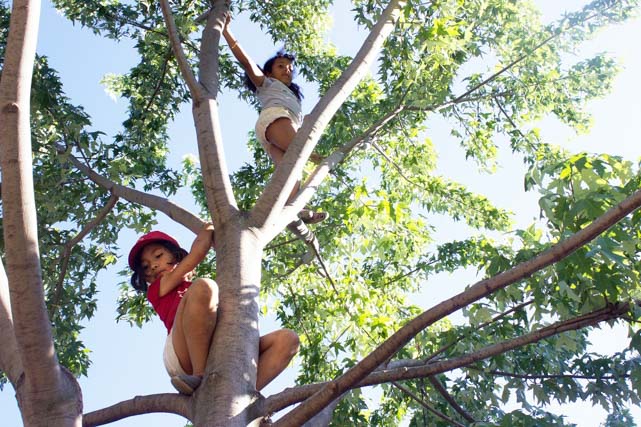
[1,0,641,426]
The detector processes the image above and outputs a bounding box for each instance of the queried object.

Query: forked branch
[427,376,476,423]
[251,0,407,235]
[51,192,119,310]
[64,153,206,233]
[272,185,641,425]
[158,0,203,100]
[392,381,466,427]
[264,301,631,415]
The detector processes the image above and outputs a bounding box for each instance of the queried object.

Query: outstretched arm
[158,223,215,296]
[223,15,265,89]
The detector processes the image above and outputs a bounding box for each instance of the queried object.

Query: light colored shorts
[163,329,186,377]
[255,106,302,150]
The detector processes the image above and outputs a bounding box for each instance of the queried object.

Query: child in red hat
[128,223,299,395]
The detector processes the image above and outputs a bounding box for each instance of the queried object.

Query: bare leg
[265,117,301,202]
[265,118,327,223]
[172,278,218,376]
[256,329,300,390]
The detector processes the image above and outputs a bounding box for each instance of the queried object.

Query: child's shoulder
[260,76,277,87]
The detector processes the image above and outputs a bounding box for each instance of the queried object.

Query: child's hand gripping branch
[128,224,299,395]
[223,14,327,224]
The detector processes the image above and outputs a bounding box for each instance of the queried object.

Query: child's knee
[189,278,219,304]
[280,328,300,356]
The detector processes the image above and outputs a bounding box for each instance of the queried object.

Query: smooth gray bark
[0,0,82,425]
[0,260,23,385]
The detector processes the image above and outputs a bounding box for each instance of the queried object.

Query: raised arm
[158,223,215,296]
[223,15,265,89]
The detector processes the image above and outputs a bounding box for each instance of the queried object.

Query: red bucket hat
[128,231,180,269]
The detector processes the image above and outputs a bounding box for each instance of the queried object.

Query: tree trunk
[193,223,265,426]
[0,0,82,425]
[0,260,22,384]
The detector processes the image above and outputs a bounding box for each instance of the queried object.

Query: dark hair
[129,241,188,293]
[244,50,303,101]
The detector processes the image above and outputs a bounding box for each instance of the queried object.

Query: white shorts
[163,329,186,377]
[255,107,302,150]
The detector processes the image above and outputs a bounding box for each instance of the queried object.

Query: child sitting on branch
[128,224,299,394]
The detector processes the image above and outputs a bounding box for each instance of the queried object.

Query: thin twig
[265,238,299,252]
[278,223,338,293]
[50,192,119,312]
[493,96,522,136]
[308,238,338,293]
[493,95,541,154]
[392,381,466,427]
[382,260,435,288]
[158,0,202,100]
[408,4,617,117]
[142,46,173,115]
[428,376,476,423]
[469,367,631,381]
[450,31,562,109]
[273,259,306,280]
[404,90,514,115]
[283,282,313,345]
[103,10,161,34]
[318,324,352,367]
[424,299,535,364]
[370,140,425,191]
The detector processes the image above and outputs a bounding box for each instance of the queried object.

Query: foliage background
[1,0,640,425]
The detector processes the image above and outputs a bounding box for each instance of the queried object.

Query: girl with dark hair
[128,224,299,395]
[223,15,327,224]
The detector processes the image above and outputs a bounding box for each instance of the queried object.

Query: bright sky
[1,1,640,426]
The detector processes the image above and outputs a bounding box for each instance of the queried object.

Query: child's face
[139,243,177,283]
[267,57,294,85]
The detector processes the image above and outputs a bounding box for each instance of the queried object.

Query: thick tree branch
[299,397,341,427]
[363,302,632,384]
[0,259,23,385]
[273,184,641,425]
[251,0,406,239]
[187,2,239,227]
[158,0,203,100]
[0,0,76,418]
[81,393,191,426]
[198,2,225,95]
[51,192,119,310]
[0,0,83,423]
[265,301,631,415]
[64,154,205,233]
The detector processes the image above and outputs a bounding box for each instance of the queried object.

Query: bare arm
[158,223,215,296]
[223,15,265,89]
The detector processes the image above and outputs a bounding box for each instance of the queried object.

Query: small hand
[202,222,216,249]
